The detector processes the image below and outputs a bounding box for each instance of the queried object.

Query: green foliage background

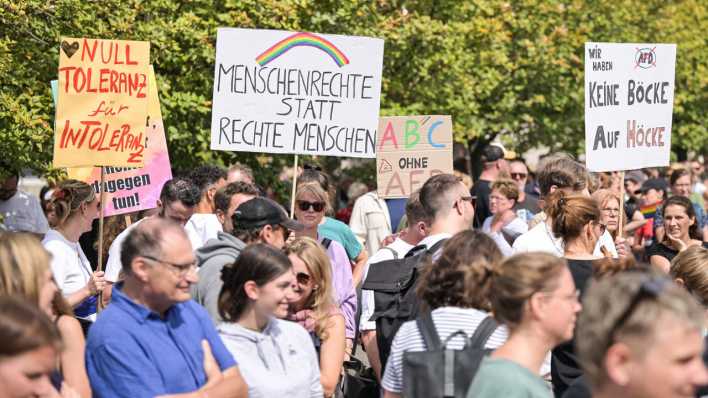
[1,0,706,192]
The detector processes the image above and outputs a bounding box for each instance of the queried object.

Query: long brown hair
[0,296,62,357]
[284,237,337,340]
[0,232,72,317]
[218,244,292,322]
[417,230,502,312]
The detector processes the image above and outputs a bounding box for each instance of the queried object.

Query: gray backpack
[402,312,498,398]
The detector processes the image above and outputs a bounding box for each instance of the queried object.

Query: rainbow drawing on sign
[255,32,350,67]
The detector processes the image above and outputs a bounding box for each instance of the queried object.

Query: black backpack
[361,239,447,373]
[403,312,498,398]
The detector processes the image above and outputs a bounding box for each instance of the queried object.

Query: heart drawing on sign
[61,40,79,58]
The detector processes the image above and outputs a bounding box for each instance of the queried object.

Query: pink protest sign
[66,66,172,216]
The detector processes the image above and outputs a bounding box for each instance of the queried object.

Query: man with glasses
[194,196,303,324]
[509,160,541,222]
[574,271,708,398]
[86,217,248,398]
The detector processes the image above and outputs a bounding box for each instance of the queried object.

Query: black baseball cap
[641,178,668,194]
[232,197,303,231]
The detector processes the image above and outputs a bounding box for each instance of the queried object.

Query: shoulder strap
[321,238,332,250]
[426,238,448,256]
[468,316,499,349]
[415,311,442,350]
[381,246,399,259]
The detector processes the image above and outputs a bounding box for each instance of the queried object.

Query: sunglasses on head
[297,200,325,212]
[296,272,311,285]
[510,172,527,179]
[608,276,668,346]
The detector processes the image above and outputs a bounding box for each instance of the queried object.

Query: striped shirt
[381,306,509,393]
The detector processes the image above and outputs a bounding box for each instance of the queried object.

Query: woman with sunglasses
[482,179,528,256]
[544,192,610,397]
[218,244,323,397]
[467,252,581,398]
[285,237,346,397]
[648,196,708,273]
[0,232,89,397]
[293,182,357,351]
[42,179,106,326]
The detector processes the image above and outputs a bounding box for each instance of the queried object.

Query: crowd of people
[1,148,707,398]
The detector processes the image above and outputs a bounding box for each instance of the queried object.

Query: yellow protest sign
[54,37,150,167]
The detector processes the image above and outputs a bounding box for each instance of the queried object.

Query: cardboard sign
[584,42,676,172]
[63,66,172,217]
[54,37,150,167]
[210,28,384,158]
[376,116,453,198]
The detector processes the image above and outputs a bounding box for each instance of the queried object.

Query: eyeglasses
[489,195,509,202]
[296,272,311,285]
[141,255,197,277]
[454,196,474,209]
[602,208,620,215]
[297,200,325,212]
[510,172,527,180]
[608,276,668,345]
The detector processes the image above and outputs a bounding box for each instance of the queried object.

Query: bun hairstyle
[546,191,600,241]
[490,252,567,329]
[417,230,502,312]
[671,245,708,305]
[48,179,96,226]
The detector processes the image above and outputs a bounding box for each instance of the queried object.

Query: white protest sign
[585,42,676,172]
[211,28,384,158]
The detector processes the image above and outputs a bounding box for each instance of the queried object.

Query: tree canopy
[1,0,705,187]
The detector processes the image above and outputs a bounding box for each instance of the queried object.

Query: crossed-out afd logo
[634,47,657,69]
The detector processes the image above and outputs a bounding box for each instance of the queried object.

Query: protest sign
[54,37,150,167]
[211,28,384,158]
[585,42,676,172]
[376,116,453,198]
[62,66,172,217]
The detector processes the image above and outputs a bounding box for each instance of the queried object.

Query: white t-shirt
[184,213,222,250]
[0,191,49,234]
[482,215,529,257]
[105,217,199,282]
[512,220,618,258]
[42,229,96,321]
[104,219,143,282]
[381,307,509,393]
[359,237,415,331]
